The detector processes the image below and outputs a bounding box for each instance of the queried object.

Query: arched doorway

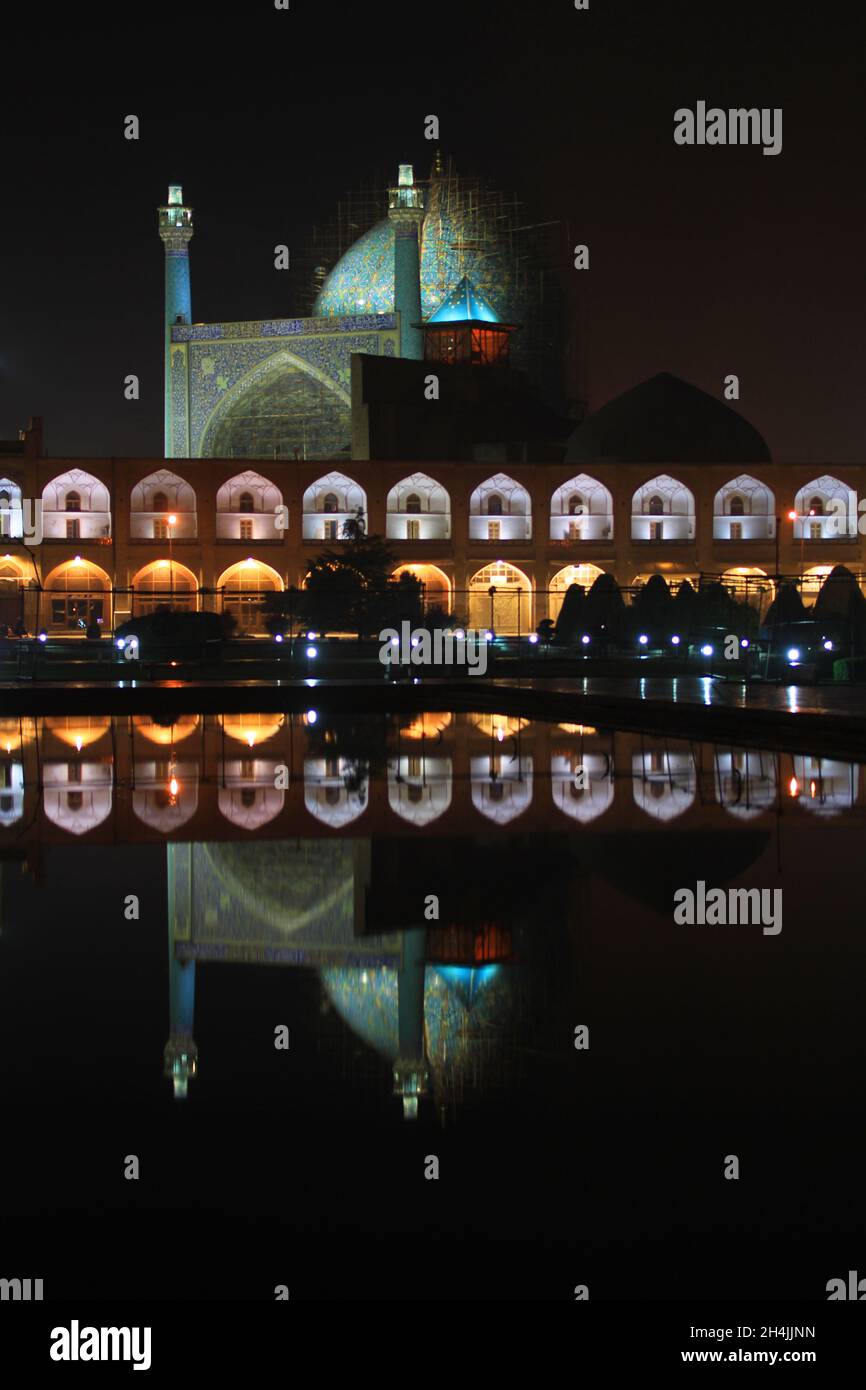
[548,564,606,621]
[44,560,112,633]
[131,560,198,616]
[721,567,774,619]
[467,562,532,634]
[392,563,451,614]
[217,559,284,633]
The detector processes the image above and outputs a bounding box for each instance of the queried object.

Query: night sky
[1,1,863,462]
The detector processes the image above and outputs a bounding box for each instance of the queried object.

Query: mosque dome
[313,183,522,326]
[566,372,771,464]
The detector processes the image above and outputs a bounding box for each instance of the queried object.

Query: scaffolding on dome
[295,154,572,408]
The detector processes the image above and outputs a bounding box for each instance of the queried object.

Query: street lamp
[167,514,177,606]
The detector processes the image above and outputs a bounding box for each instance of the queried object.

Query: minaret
[392,927,429,1120]
[163,844,197,1100]
[387,164,425,361]
[158,185,194,457]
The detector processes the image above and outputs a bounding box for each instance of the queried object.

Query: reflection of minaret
[158,184,194,457]
[163,844,197,1100]
[388,164,425,361]
[393,928,428,1120]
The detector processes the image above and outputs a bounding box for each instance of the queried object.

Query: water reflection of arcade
[1,713,864,844]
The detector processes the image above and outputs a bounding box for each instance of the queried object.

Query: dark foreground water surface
[1,710,864,1300]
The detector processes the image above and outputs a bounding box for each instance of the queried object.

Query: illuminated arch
[550,473,613,541]
[42,469,111,540]
[548,563,606,621]
[132,762,199,832]
[304,759,368,827]
[0,762,24,826]
[131,559,198,615]
[632,748,696,821]
[44,716,110,751]
[130,470,197,540]
[44,559,111,633]
[302,471,367,541]
[199,347,351,460]
[631,475,695,542]
[801,565,834,605]
[469,473,531,541]
[471,755,533,824]
[217,559,284,634]
[42,763,112,835]
[388,757,453,826]
[713,475,775,540]
[0,478,23,539]
[467,561,532,634]
[392,563,451,610]
[715,749,777,820]
[219,713,285,748]
[132,715,200,746]
[218,777,285,830]
[386,473,451,540]
[791,756,858,817]
[216,470,283,540]
[721,567,774,618]
[793,475,856,541]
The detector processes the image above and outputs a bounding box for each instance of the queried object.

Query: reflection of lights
[701,644,713,657]
[274,634,283,643]
[789,776,800,797]
[581,634,590,645]
[638,634,648,646]
[810,780,817,798]
[74,738,83,753]
[246,734,256,748]
[38,631,47,643]
[306,631,316,639]
[788,687,799,713]
[740,638,749,648]
[454,629,464,641]
[73,555,82,564]
[411,636,419,648]
[484,631,493,642]
[529,633,539,645]
[823,639,833,651]
[787,648,800,662]
[306,645,317,658]
[496,728,505,742]
[701,676,712,705]
[169,777,179,796]
[306,710,317,724]
[671,635,680,645]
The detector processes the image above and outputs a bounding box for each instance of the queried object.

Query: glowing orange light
[168,514,177,526]
[789,776,800,797]
[169,777,179,796]
[810,780,817,798]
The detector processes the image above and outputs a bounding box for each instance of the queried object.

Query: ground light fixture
[38,631,48,643]
[529,633,539,644]
[787,648,800,662]
[671,635,680,645]
[638,634,649,646]
[306,645,318,659]
[701,644,713,657]
[581,634,590,645]
[823,639,834,650]
[740,638,749,648]
[484,631,493,642]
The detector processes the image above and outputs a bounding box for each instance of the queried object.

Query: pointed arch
[550,473,613,541]
[713,475,775,540]
[469,473,531,541]
[631,475,695,542]
[198,347,351,460]
[216,470,283,539]
[302,471,366,541]
[386,472,451,540]
[130,469,197,539]
[793,475,856,540]
[42,469,111,540]
[467,561,532,634]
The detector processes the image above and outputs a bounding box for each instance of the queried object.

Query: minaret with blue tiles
[158,185,194,457]
[388,164,425,360]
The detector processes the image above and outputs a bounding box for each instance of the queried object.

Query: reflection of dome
[201,840,355,936]
[320,964,510,1067]
[0,718,36,753]
[589,830,770,913]
[566,372,771,464]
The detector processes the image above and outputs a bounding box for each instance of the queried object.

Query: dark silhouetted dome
[566,372,771,464]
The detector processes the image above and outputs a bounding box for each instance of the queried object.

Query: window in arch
[488,520,501,541]
[239,492,254,513]
[568,494,584,516]
[729,496,745,516]
[648,495,664,516]
[407,520,420,540]
[730,521,743,541]
[406,493,421,514]
[323,492,338,513]
[487,494,503,516]
[239,520,253,541]
[65,491,81,512]
[66,519,80,540]
[808,497,824,516]
[323,520,338,540]
[153,520,168,540]
[153,491,169,514]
